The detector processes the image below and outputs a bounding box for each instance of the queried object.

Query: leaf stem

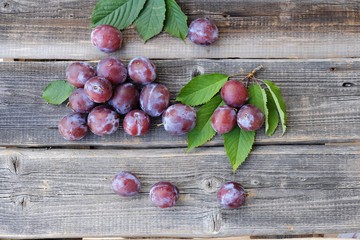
[229,72,244,78]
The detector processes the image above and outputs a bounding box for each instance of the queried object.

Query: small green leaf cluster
[91,0,188,42]
[176,68,287,172]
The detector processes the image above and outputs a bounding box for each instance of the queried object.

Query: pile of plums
[211,80,265,135]
[58,18,221,140]
[61,19,247,210]
[58,56,197,140]
[111,171,246,209]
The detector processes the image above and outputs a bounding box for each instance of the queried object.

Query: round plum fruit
[108,83,139,115]
[188,18,219,46]
[91,24,123,53]
[69,88,96,113]
[162,104,196,135]
[128,57,156,85]
[87,106,120,136]
[140,83,170,117]
[149,182,179,208]
[84,76,113,103]
[217,182,246,209]
[237,104,264,131]
[97,57,127,85]
[58,113,88,141]
[111,171,141,197]
[66,62,96,88]
[211,106,237,134]
[221,80,248,108]
[123,110,150,136]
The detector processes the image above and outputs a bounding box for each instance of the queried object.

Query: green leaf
[91,0,147,30]
[42,80,76,105]
[263,80,287,135]
[248,83,269,133]
[265,90,279,136]
[223,127,255,172]
[164,0,188,40]
[176,73,229,106]
[134,0,166,42]
[187,95,224,152]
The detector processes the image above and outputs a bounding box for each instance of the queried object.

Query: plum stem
[246,65,263,79]
[245,65,264,88]
[229,65,264,87]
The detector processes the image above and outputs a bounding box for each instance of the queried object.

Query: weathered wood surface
[0,59,359,147]
[0,145,359,238]
[1,0,360,59]
[1,0,360,238]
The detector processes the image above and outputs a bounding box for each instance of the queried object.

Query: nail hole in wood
[342,82,353,87]
[251,179,260,186]
[330,67,336,71]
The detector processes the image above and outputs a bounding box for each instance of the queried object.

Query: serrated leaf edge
[248,83,269,134]
[134,0,166,42]
[91,0,147,30]
[223,128,255,172]
[176,73,229,107]
[265,90,280,136]
[164,0,188,40]
[187,95,224,151]
[263,80,287,135]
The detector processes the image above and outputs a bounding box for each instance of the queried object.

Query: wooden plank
[1,0,360,59]
[82,238,351,240]
[0,238,352,240]
[0,59,359,147]
[82,237,330,240]
[0,145,359,238]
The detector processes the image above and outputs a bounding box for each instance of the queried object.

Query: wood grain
[1,0,360,59]
[0,59,359,147]
[0,145,359,238]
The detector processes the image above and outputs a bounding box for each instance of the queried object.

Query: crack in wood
[208,211,222,234]
[9,155,21,175]
[15,196,29,211]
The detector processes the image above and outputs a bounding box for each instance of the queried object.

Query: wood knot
[191,66,204,78]
[201,176,222,193]
[1,1,11,13]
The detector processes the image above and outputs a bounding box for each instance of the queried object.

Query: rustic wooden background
[0,0,359,238]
